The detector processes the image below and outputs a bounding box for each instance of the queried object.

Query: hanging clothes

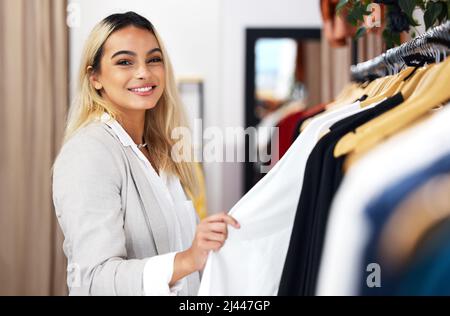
[317,104,450,296]
[291,103,327,141]
[391,217,450,295]
[377,173,450,276]
[198,100,366,295]
[198,21,450,296]
[278,93,403,296]
[277,104,327,161]
[359,152,450,295]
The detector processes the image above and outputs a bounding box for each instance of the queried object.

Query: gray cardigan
[52,121,200,295]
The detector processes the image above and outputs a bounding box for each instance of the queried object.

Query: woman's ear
[87,66,103,90]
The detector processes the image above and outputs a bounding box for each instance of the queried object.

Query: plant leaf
[448,1,450,21]
[400,0,420,26]
[437,1,447,23]
[424,1,444,30]
[346,1,371,26]
[336,0,349,14]
[399,0,416,18]
[355,26,367,40]
[383,29,401,49]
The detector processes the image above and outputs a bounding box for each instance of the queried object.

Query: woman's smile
[128,84,158,96]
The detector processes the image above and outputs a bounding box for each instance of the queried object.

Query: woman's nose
[135,63,153,80]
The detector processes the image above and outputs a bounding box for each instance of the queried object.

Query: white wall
[68,0,321,213]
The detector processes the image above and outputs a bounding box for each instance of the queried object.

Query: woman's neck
[118,110,146,145]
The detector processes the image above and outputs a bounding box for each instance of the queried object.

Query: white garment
[100,113,198,296]
[198,101,373,295]
[316,104,450,296]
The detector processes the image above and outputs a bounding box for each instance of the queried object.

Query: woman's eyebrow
[111,48,162,59]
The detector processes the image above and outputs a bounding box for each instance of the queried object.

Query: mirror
[244,28,322,193]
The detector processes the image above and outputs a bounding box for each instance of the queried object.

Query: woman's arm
[53,131,153,295]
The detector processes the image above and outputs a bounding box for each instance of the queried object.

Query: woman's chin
[124,101,158,111]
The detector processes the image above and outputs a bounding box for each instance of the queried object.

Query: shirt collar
[100,112,135,147]
[100,112,170,186]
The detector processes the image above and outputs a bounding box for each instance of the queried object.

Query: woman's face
[90,26,165,115]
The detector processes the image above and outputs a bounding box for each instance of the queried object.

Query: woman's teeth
[130,86,154,92]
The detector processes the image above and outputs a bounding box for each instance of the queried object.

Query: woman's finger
[204,212,227,223]
[221,215,240,229]
[205,213,240,229]
[203,231,226,243]
[208,222,227,234]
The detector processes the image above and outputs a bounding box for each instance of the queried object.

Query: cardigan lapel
[125,146,171,255]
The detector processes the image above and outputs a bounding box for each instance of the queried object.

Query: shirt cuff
[143,252,183,296]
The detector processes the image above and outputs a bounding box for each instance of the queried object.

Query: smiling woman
[52,11,239,296]
[88,27,165,117]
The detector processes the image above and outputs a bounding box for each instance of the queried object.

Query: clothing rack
[351,21,450,82]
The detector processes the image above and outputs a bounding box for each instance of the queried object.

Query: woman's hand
[187,212,241,271]
[170,212,240,286]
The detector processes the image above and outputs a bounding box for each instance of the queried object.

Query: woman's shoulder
[54,121,124,173]
[67,120,116,145]
[62,120,122,152]
[52,121,125,211]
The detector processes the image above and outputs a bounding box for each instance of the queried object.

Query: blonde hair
[63,12,199,197]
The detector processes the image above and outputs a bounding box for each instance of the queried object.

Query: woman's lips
[128,86,156,96]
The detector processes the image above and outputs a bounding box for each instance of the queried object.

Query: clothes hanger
[335,55,450,159]
[335,61,442,158]
[300,83,364,132]
[302,74,384,132]
[342,45,447,170]
[358,50,417,108]
[339,64,435,170]
[358,44,425,108]
[363,67,418,104]
[334,23,450,158]
[396,64,431,98]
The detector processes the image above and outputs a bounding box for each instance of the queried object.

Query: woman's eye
[147,57,163,63]
[117,60,132,66]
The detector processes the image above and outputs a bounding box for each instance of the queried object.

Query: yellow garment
[187,162,208,220]
[343,114,432,172]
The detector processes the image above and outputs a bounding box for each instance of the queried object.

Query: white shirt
[317,104,450,296]
[198,101,376,295]
[100,113,198,296]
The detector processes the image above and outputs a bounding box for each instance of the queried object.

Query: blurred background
[0,0,386,295]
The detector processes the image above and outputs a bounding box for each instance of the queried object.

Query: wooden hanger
[334,63,439,157]
[334,62,440,158]
[302,76,380,132]
[334,57,450,158]
[342,113,433,172]
[326,83,365,111]
[359,67,415,108]
[396,64,432,98]
[357,64,435,135]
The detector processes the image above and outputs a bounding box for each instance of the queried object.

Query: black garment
[278,93,405,296]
